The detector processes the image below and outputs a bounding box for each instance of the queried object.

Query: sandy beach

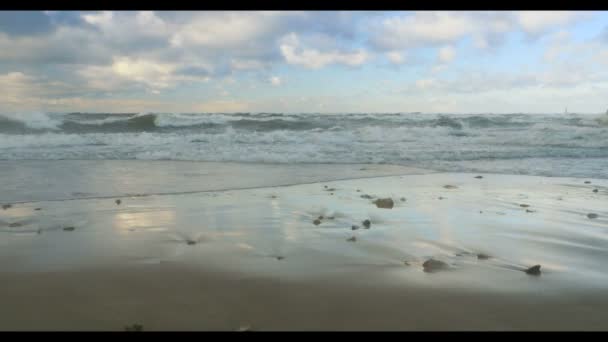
[1,161,608,331]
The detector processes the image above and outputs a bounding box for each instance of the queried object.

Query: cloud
[438,45,456,63]
[386,51,406,64]
[270,76,282,86]
[516,11,591,36]
[279,33,369,69]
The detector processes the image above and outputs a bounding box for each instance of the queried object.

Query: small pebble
[584,181,591,184]
[318,215,324,220]
[400,197,406,202]
[362,219,371,229]
[8,222,22,228]
[477,253,490,260]
[423,259,448,273]
[593,189,598,193]
[525,265,542,276]
[34,208,42,211]
[63,226,75,231]
[443,185,458,189]
[519,204,530,208]
[474,176,483,179]
[115,199,121,205]
[324,185,328,189]
[356,189,361,192]
[2,204,12,210]
[360,194,373,199]
[186,240,197,245]
[351,225,359,230]
[403,261,410,266]
[276,256,284,261]
[526,209,535,213]
[346,236,357,242]
[438,196,444,200]
[587,213,598,219]
[313,219,321,226]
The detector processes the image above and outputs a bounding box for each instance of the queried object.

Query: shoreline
[1,163,608,330]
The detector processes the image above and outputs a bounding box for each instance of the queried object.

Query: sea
[1,112,608,179]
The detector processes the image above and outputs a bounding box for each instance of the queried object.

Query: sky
[1,10,608,114]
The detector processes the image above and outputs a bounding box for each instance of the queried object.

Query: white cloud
[82,11,114,27]
[270,76,282,86]
[279,33,369,69]
[370,12,478,50]
[386,51,406,64]
[516,11,590,36]
[438,45,456,63]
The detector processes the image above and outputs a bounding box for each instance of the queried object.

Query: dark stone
[475,176,483,179]
[526,209,535,213]
[330,193,334,195]
[525,265,541,276]
[186,240,196,245]
[423,259,448,273]
[477,253,490,260]
[2,204,12,210]
[519,204,530,208]
[403,261,410,266]
[438,196,444,200]
[318,215,324,220]
[8,222,22,228]
[351,225,359,230]
[324,185,328,188]
[34,208,42,211]
[346,236,357,242]
[374,198,394,209]
[444,185,458,189]
[313,219,321,226]
[276,256,284,260]
[593,189,599,193]
[356,189,361,192]
[584,181,591,184]
[325,188,336,192]
[400,197,406,202]
[362,219,371,229]
[587,213,598,219]
[360,194,373,199]
[115,199,121,205]
[63,226,75,231]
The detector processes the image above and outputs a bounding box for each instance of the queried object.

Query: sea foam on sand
[1,162,608,330]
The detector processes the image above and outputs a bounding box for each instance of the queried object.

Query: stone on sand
[477,253,490,260]
[423,259,448,273]
[587,213,598,219]
[585,181,591,184]
[351,225,359,230]
[443,185,458,189]
[360,194,373,199]
[34,208,42,211]
[63,226,75,231]
[313,219,321,226]
[519,204,530,208]
[8,222,23,228]
[186,240,197,245]
[115,199,121,205]
[362,219,371,229]
[475,176,483,179]
[2,204,12,210]
[593,189,598,193]
[400,197,406,202]
[346,236,357,242]
[525,265,542,276]
[373,198,394,209]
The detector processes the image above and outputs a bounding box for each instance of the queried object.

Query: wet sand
[1,162,608,330]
